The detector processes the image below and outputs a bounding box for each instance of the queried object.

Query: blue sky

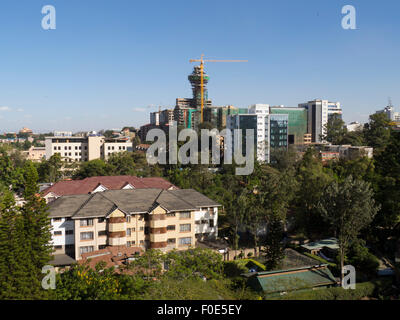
[0,0,399,132]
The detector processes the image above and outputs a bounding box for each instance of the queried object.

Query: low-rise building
[48,188,220,260]
[27,146,46,162]
[45,134,133,162]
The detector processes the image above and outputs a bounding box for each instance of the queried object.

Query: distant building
[270,106,308,145]
[19,127,33,135]
[376,105,400,121]
[346,121,363,132]
[45,134,132,162]
[227,104,288,163]
[27,146,46,162]
[298,99,341,143]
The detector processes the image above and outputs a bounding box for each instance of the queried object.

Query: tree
[363,113,391,155]
[322,114,347,144]
[371,130,400,235]
[0,189,29,299]
[73,159,113,179]
[37,153,63,183]
[164,248,223,280]
[294,147,334,238]
[263,217,285,270]
[318,176,379,282]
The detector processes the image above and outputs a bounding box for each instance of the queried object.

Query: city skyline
[1,0,400,132]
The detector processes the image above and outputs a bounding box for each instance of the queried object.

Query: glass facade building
[270,107,307,145]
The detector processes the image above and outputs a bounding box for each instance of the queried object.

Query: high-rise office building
[227,104,288,163]
[299,99,340,143]
[270,106,308,145]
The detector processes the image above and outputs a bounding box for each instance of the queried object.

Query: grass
[271,278,395,300]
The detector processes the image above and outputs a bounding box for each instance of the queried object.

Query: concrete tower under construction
[174,66,212,130]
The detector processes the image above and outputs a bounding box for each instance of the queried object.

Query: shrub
[244,259,266,272]
[223,261,248,278]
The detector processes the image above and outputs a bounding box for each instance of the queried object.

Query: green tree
[294,147,334,238]
[322,114,347,144]
[73,159,113,179]
[19,162,53,298]
[164,248,223,280]
[262,217,285,270]
[318,176,379,282]
[37,153,63,183]
[363,113,391,155]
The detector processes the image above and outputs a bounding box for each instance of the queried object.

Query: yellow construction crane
[189,54,248,123]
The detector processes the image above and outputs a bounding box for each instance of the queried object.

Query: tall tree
[363,113,391,155]
[322,114,347,144]
[318,176,379,282]
[20,162,53,298]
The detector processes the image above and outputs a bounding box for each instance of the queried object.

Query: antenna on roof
[388,97,393,108]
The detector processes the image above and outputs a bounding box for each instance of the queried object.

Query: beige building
[48,188,220,260]
[27,146,46,162]
[45,134,132,162]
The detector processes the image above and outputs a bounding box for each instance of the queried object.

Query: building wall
[270,107,307,145]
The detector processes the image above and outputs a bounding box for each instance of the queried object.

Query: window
[167,225,176,231]
[180,224,191,232]
[98,230,107,237]
[126,241,132,247]
[167,238,176,244]
[98,218,105,223]
[54,245,62,250]
[53,218,62,223]
[54,231,62,236]
[139,226,144,231]
[66,230,74,235]
[179,237,192,245]
[166,213,175,217]
[209,219,214,228]
[127,228,131,236]
[99,245,107,250]
[139,240,144,244]
[80,219,93,227]
[126,216,131,223]
[80,232,94,240]
[80,246,94,254]
[180,212,191,219]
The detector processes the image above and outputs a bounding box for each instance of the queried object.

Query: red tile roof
[42,176,178,196]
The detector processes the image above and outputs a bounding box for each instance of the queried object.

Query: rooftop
[48,188,221,218]
[42,176,178,197]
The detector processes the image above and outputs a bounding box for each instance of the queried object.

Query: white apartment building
[45,134,133,162]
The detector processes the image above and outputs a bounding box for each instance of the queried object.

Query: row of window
[54,145,87,151]
[106,146,127,151]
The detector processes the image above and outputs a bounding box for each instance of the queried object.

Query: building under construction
[174,66,212,130]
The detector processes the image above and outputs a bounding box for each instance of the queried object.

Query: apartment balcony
[149,218,166,229]
[108,223,127,233]
[150,233,167,243]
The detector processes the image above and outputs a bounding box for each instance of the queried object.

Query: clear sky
[0,0,399,133]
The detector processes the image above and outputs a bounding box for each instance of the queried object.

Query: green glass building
[270,107,308,145]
